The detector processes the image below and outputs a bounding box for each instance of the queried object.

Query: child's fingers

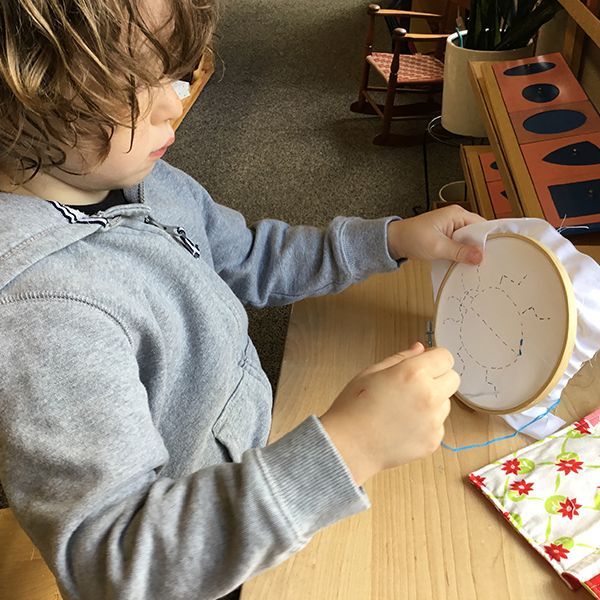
[436,235,483,265]
[398,346,455,379]
[450,205,486,227]
[363,342,425,374]
[437,398,452,423]
[434,369,461,401]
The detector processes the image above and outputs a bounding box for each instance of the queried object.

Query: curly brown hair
[0,0,218,182]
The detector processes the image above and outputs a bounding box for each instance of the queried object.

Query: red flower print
[556,459,584,475]
[558,498,582,520]
[501,458,521,474]
[469,474,486,488]
[573,419,591,435]
[544,543,570,562]
[510,479,534,496]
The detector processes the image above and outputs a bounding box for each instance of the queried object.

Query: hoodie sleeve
[0,298,368,600]
[148,162,403,308]
[205,203,403,308]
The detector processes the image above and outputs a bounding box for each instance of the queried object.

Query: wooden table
[241,260,600,600]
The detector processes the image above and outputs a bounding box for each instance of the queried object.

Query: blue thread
[455,28,464,48]
[441,397,561,452]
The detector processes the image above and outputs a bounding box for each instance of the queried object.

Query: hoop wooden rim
[433,233,577,414]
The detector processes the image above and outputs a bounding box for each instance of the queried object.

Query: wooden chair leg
[350,61,372,114]
[373,86,395,144]
[373,28,404,145]
[350,7,377,114]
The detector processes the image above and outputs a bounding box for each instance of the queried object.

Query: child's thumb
[441,238,483,265]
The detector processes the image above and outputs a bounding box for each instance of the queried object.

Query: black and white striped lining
[49,201,110,228]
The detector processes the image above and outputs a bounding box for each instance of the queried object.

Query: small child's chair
[0,508,62,599]
[350,2,460,146]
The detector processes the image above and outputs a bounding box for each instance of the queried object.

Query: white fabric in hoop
[431,218,600,439]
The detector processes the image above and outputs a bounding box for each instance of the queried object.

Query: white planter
[441,31,534,137]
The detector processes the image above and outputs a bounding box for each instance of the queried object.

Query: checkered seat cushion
[367,52,444,84]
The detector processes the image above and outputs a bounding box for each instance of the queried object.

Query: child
[0,1,484,598]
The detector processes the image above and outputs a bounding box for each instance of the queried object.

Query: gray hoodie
[0,160,401,599]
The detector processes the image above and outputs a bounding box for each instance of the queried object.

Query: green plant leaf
[465,0,562,51]
[495,0,562,50]
[515,0,539,20]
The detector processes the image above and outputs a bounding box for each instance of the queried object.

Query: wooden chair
[0,508,62,599]
[350,2,464,145]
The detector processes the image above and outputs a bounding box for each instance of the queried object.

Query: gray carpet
[0,0,462,511]
[165,0,463,388]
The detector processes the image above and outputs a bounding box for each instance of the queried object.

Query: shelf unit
[460,144,496,219]
[462,0,600,261]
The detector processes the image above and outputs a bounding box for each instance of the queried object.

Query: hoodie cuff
[253,416,370,541]
[339,216,406,278]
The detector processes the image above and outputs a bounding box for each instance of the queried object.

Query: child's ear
[0,170,20,193]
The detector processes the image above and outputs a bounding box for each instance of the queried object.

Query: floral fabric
[470,407,600,597]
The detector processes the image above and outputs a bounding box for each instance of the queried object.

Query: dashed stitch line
[485,370,499,396]
[443,316,463,325]
[499,273,528,287]
[521,306,550,320]
[469,306,510,349]
[454,284,526,370]
[456,350,465,377]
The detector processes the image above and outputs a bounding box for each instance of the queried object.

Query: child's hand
[387,205,485,264]
[320,342,459,485]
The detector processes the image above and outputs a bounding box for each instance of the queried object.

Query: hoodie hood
[0,182,152,290]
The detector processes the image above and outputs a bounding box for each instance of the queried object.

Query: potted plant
[441,0,562,137]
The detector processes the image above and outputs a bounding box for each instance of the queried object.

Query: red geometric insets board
[492,52,588,114]
[520,132,600,185]
[509,100,600,145]
[479,151,502,182]
[486,180,514,218]
[533,178,600,232]
[520,132,600,232]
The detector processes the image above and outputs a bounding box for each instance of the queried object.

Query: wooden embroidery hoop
[434,233,577,414]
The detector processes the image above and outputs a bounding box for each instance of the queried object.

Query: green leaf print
[518,458,535,474]
[594,489,600,510]
[509,513,523,529]
[556,451,580,462]
[554,536,574,550]
[508,489,528,502]
[545,495,567,514]
[566,429,588,439]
